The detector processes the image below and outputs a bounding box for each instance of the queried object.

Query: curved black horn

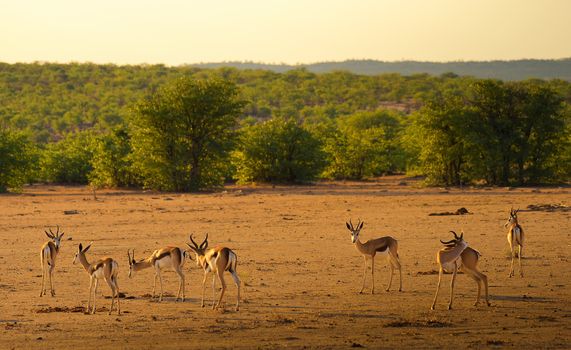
[189,234,199,249]
[460,232,464,239]
[450,230,459,239]
[349,219,354,230]
[200,233,209,249]
[440,239,456,245]
[55,225,60,236]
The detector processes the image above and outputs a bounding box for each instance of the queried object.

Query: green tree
[89,127,136,188]
[130,77,245,191]
[232,117,325,183]
[0,128,36,192]
[39,130,95,184]
[323,110,405,180]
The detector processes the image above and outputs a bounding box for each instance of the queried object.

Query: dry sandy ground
[0,177,570,349]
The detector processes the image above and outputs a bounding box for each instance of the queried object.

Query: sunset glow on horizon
[1,0,570,65]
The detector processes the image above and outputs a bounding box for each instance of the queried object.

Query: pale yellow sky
[1,0,569,65]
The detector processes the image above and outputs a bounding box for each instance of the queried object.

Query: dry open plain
[0,177,570,349]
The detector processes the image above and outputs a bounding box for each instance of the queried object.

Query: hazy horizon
[1,0,570,65]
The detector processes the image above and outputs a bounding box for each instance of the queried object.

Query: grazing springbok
[346,219,402,294]
[187,234,241,311]
[73,243,121,315]
[127,247,187,302]
[431,231,490,310]
[505,208,524,277]
[39,226,64,297]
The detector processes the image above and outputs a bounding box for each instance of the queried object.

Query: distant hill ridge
[190,58,571,81]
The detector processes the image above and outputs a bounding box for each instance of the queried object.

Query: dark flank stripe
[376,244,388,253]
[156,251,172,260]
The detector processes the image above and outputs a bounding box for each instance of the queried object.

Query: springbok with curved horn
[187,234,241,311]
[345,219,402,294]
[39,226,64,297]
[431,231,490,310]
[127,247,187,302]
[73,242,121,315]
[505,208,524,277]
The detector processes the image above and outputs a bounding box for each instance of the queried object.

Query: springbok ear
[45,231,54,239]
[358,221,364,230]
[187,243,197,252]
[346,222,352,231]
[82,243,92,253]
[78,243,83,251]
[460,232,464,239]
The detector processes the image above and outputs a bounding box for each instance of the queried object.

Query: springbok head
[45,225,64,249]
[346,219,364,244]
[440,230,467,248]
[72,242,92,265]
[504,208,519,228]
[187,234,209,267]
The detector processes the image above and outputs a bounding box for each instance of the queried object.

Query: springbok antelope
[187,234,241,311]
[345,219,402,294]
[127,247,187,302]
[73,243,121,315]
[430,231,490,310]
[39,226,64,297]
[505,208,524,277]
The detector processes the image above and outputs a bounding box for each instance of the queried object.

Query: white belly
[155,256,173,269]
[93,267,105,279]
[441,258,460,273]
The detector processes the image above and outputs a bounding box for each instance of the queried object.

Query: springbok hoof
[430,306,435,310]
[447,305,452,310]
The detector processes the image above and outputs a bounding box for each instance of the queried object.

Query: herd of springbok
[39,208,525,315]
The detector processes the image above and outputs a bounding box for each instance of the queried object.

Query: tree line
[0,63,569,192]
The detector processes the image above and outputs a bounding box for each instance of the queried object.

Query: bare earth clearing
[1,177,570,349]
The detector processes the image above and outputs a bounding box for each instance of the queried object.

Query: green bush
[39,131,95,184]
[0,128,36,192]
[232,117,325,183]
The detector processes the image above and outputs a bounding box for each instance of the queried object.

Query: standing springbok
[187,234,241,311]
[346,219,402,294]
[127,247,187,302]
[505,208,524,277]
[73,243,121,315]
[39,226,64,297]
[431,231,490,310]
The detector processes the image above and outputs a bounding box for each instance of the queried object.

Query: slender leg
[359,256,367,294]
[386,259,394,292]
[87,277,94,313]
[40,266,45,297]
[177,270,185,302]
[211,274,216,309]
[518,245,523,277]
[201,272,208,307]
[371,256,375,294]
[49,266,55,296]
[509,242,515,278]
[106,278,115,315]
[152,273,157,299]
[157,269,164,302]
[431,268,443,310]
[482,272,490,306]
[448,262,457,310]
[465,270,480,306]
[230,271,241,311]
[215,270,227,309]
[115,276,121,315]
[92,279,99,314]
